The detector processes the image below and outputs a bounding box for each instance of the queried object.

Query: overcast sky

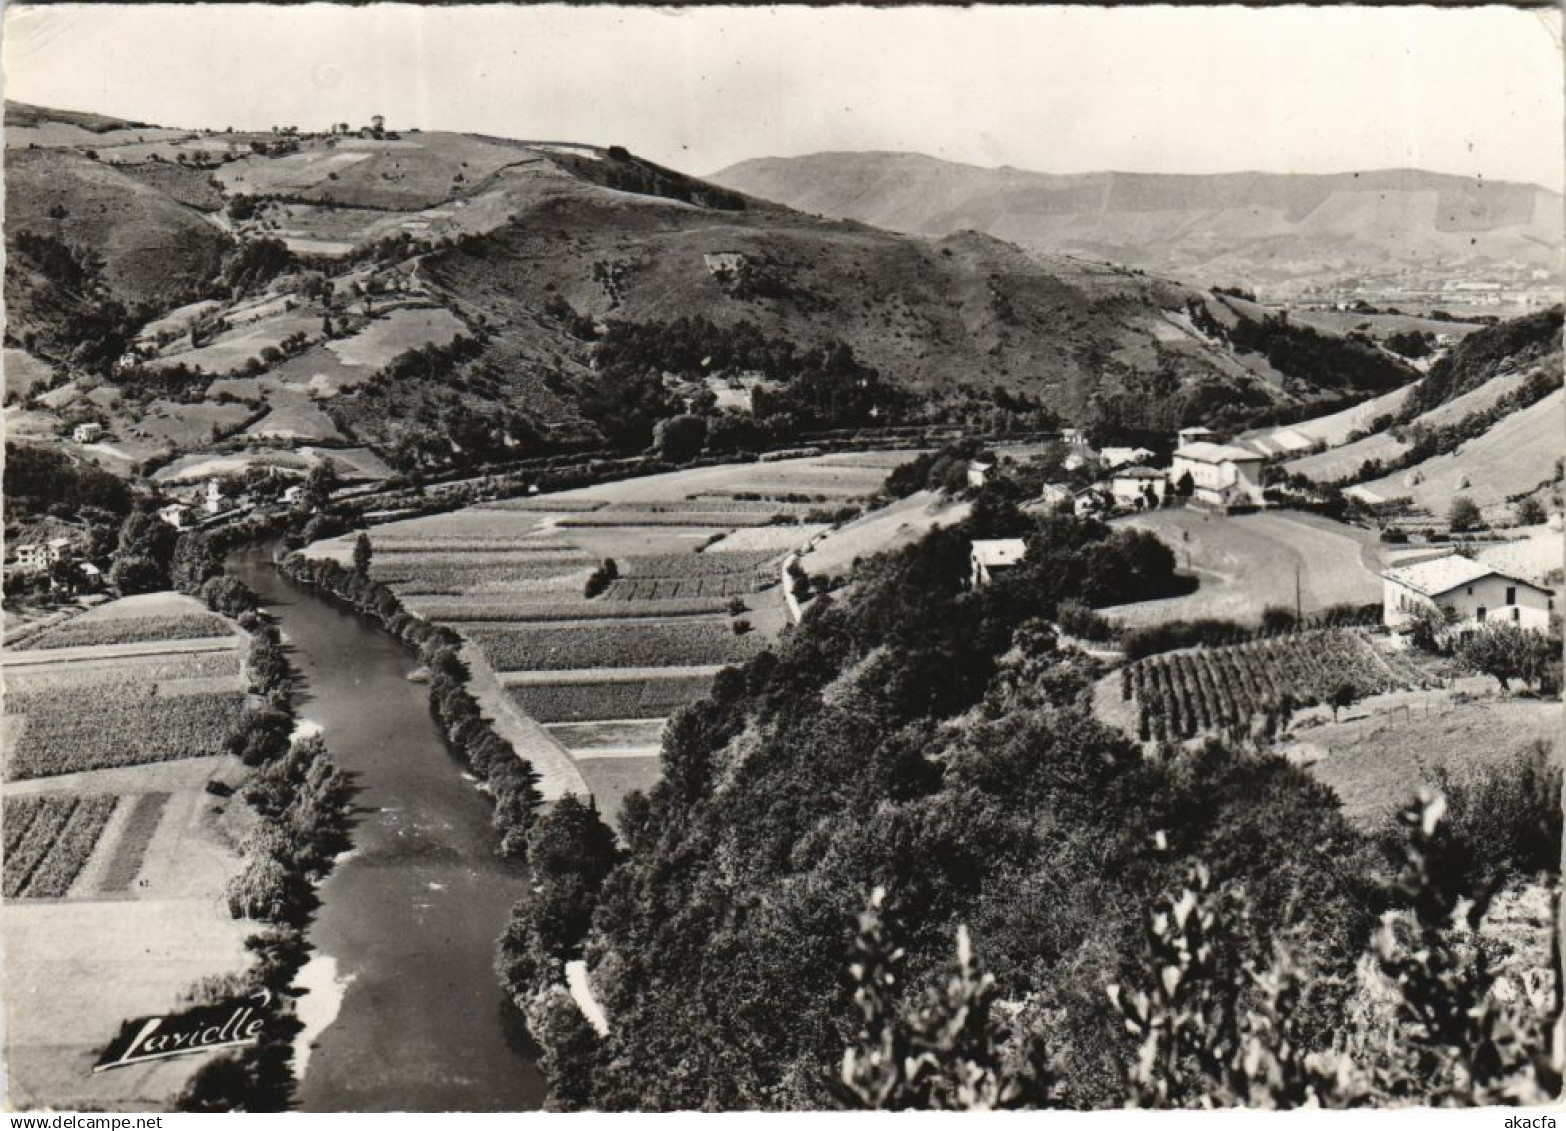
[6,4,1562,190]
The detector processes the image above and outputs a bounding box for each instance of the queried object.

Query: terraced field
[301,452,918,821]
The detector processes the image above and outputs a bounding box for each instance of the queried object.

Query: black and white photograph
[1,1,1563,1116]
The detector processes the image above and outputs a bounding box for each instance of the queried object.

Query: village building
[72,422,104,444]
[1176,426,1219,448]
[1059,427,1088,448]
[14,537,73,571]
[966,459,994,490]
[1073,486,1112,518]
[1099,446,1155,470]
[158,503,194,530]
[1109,466,1169,509]
[1170,442,1266,510]
[1380,553,1554,633]
[1033,483,1074,512]
[970,538,1028,587]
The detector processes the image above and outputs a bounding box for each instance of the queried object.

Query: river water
[228,546,544,1112]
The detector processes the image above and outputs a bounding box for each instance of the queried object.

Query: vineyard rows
[3,794,119,898]
[1120,629,1432,742]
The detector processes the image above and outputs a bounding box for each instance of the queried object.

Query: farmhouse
[970,538,1027,587]
[1380,553,1554,632]
[72,422,104,444]
[158,503,194,530]
[1109,466,1169,509]
[1060,427,1088,448]
[966,459,994,489]
[1171,442,1266,510]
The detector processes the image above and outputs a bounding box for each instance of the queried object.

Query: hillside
[710,153,1563,297]
[4,102,1414,481]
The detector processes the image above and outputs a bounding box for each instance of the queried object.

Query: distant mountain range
[709,153,1564,297]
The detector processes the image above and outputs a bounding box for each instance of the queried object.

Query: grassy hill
[1,101,1425,480]
[709,153,1564,296]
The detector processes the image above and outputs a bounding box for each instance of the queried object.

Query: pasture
[1105,509,1384,626]
[1297,696,1563,826]
[1350,389,1564,512]
[324,306,468,370]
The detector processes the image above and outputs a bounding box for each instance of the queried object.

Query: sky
[5,4,1563,190]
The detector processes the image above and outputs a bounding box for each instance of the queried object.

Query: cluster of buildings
[1013,424,1270,519]
[9,536,102,587]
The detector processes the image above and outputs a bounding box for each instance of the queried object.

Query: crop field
[97,792,172,892]
[558,510,783,528]
[365,508,554,540]
[506,676,716,722]
[6,681,248,781]
[471,619,765,672]
[3,794,120,899]
[704,523,829,553]
[3,651,242,695]
[371,536,578,553]
[372,558,592,595]
[477,497,609,513]
[546,719,669,752]
[15,612,232,652]
[1120,630,1427,742]
[408,596,732,621]
[606,575,770,600]
[1106,510,1383,625]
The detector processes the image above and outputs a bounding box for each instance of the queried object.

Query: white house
[1060,427,1089,448]
[1033,483,1074,512]
[1381,553,1555,633]
[1171,442,1267,509]
[1109,466,1169,509]
[1099,446,1155,470]
[970,538,1028,587]
[158,503,194,530]
[966,459,995,490]
[15,537,72,571]
[703,251,746,276]
[72,422,104,444]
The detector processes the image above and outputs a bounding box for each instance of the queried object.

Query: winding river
[228,545,544,1112]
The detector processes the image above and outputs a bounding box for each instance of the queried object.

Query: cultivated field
[302,452,919,818]
[1115,629,1428,742]
[1,590,257,1109]
[1105,509,1384,625]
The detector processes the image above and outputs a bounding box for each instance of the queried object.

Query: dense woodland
[495,494,1561,1110]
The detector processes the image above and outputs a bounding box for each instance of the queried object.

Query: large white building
[14,537,72,571]
[1381,553,1555,633]
[1170,442,1267,509]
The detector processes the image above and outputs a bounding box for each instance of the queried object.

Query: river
[228,545,544,1112]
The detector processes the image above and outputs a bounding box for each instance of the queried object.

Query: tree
[837,888,1049,1110]
[1174,470,1195,498]
[1327,681,1360,721]
[352,532,373,577]
[1448,496,1481,533]
[1456,624,1553,693]
[1408,601,1456,653]
[1514,497,1547,526]
[652,414,708,463]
